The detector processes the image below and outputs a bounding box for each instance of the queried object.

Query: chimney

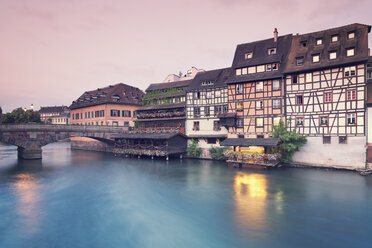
[274,28,278,42]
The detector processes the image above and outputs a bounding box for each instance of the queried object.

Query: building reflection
[233,172,268,236]
[11,173,42,236]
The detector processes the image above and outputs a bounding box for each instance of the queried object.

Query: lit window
[248,66,256,74]
[306,73,312,82]
[256,81,264,92]
[236,84,243,94]
[296,57,304,66]
[268,48,276,55]
[339,136,347,144]
[296,117,304,126]
[347,90,356,100]
[312,54,320,63]
[347,113,356,125]
[316,38,323,45]
[320,116,328,126]
[256,118,264,127]
[346,48,355,57]
[272,80,280,90]
[273,99,281,109]
[245,52,253,59]
[331,35,338,42]
[235,68,242,76]
[329,51,337,60]
[324,92,332,103]
[323,136,331,144]
[215,90,221,97]
[242,67,248,75]
[237,102,243,110]
[256,100,264,110]
[273,117,281,126]
[296,95,303,105]
[257,65,265,73]
[206,92,212,98]
[344,66,356,77]
[348,32,355,39]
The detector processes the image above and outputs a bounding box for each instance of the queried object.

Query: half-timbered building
[223,30,292,138]
[284,23,371,168]
[185,68,231,156]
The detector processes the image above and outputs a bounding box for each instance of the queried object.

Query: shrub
[209,146,228,160]
[187,139,201,157]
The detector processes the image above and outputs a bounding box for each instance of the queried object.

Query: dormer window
[245,52,253,59]
[300,41,307,48]
[316,38,323,45]
[346,48,355,57]
[242,67,248,75]
[201,81,214,86]
[312,54,320,63]
[331,35,338,42]
[347,32,355,39]
[272,63,278,70]
[266,64,272,71]
[111,95,120,102]
[235,68,242,76]
[329,51,337,60]
[296,57,304,66]
[268,48,276,55]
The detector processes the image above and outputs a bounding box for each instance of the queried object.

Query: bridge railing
[0,124,129,133]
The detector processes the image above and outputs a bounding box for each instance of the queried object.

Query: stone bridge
[0,124,128,159]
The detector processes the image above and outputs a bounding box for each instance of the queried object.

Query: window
[272,79,280,90]
[323,136,331,144]
[215,105,223,116]
[248,66,256,74]
[237,102,243,110]
[346,90,356,100]
[194,92,200,99]
[236,118,244,128]
[207,138,217,144]
[301,41,307,48]
[256,81,263,92]
[256,100,264,110]
[256,118,264,127]
[242,67,248,75]
[296,95,303,105]
[272,63,278,70]
[273,99,281,109]
[346,48,355,57]
[266,64,272,71]
[268,48,276,55]
[339,136,347,144]
[194,107,200,117]
[320,116,328,126]
[273,117,281,126]
[204,106,210,117]
[347,113,356,125]
[324,92,332,103]
[236,68,242,76]
[215,90,221,97]
[206,92,212,98]
[312,54,320,63]
[296,117,304,126]
[316,38,323,45]
[193,121,200,131]
[223,105,228,113]
[236,84,243,94]
[331,35,338,42]
[213,121,221,131]
[257,65,265,73]
[347,32,355,39]
[110,110,120,117]
[245,52,253,59]
[296,57,304,66]
[329,51,337,60]
[292,75,298,84]
[306,73,312,82]
[344,66,356,77]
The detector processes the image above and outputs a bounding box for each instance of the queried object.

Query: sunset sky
[0,0,371,112]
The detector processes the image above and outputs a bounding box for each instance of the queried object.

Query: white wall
[292,136,366,169]
[368,107,372,144]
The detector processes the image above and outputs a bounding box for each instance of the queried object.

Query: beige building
[70,83,144,127]
[51,113,70,125]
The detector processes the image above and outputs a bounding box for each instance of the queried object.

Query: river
[0,142,371,248]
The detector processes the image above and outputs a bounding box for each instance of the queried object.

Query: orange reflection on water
[11,174,42,235]
[234,172,268,236]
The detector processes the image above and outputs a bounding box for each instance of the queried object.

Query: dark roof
[188,68,232,91]
[284,23,371,73]
[220,138,281,147]
[146,79,192,92]
[228,34,292,83]
[70,83,144,110]
[137,102,185,111]
[188,134,227,138]
[39,106,68,114]
[112,132,187,139]
[218,112,236,118]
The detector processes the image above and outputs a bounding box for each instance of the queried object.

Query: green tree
[209,146,228,160]
[187,139,202,157]
[1,108,41,124]
[271,119,307,163]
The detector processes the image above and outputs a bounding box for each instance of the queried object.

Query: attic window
[201,81,214,86]
[245,52,253,59]
[331,35,338,42]
[300,41,307,48]
[316,38,323,45]
[296,57,304,66]
[268,48,276,55]
[272,63,278,70]
[111,95,120,102]
[347,32,355,39]
[346,48,355,57]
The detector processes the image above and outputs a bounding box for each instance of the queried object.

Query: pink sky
[0,0,371,112]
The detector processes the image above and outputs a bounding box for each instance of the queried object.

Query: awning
[220,138,281,147]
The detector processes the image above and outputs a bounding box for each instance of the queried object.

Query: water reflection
[234,172,268,237]
[10,173,42,236]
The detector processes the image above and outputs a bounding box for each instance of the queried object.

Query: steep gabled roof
[146,79,192,92]
[188,67,232,91]
[39,106,68,114]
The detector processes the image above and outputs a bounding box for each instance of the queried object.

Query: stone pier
[18,147,42,160]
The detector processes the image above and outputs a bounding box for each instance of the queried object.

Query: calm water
[0,142,371,248]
